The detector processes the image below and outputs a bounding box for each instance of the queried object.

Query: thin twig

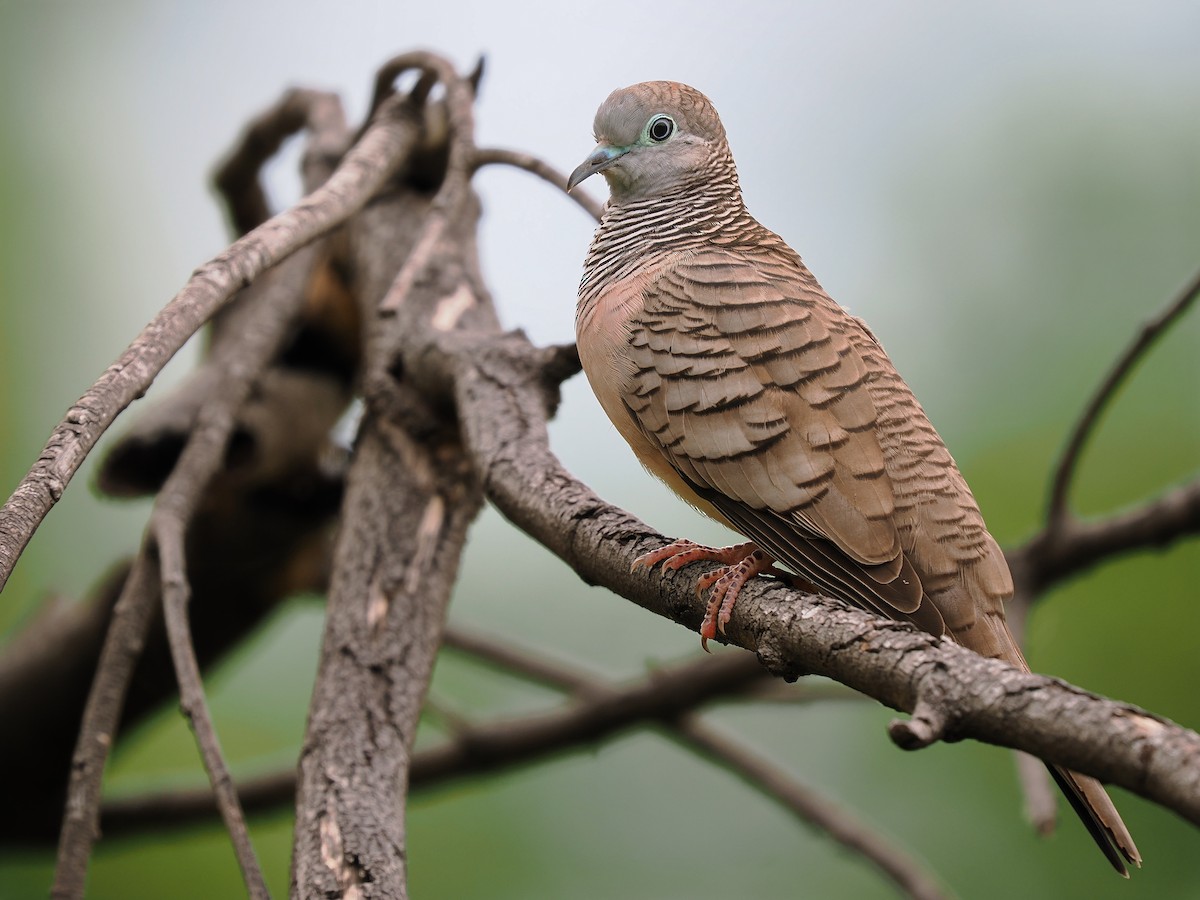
[51,553,159,899]
[472,147,604,222]
[1045,265,1200,528]
[0,91,419,595]
[671,717,949,900]
[1012,477,1200,596]
[158,520,269,898]
[441,624,598,694]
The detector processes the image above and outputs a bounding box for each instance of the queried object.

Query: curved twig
[472,147,604,221]
[1045,265,1200,528]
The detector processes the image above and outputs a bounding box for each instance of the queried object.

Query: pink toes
[632,539,774,649]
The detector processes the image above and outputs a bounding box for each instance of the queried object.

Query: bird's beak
[567,144,628,192]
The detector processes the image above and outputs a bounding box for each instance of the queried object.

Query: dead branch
[1045,265,1200,528]
[424,329,1200,824]
[289,51,497,900]
[49,89,421,900]
[52,145,350,900]
[672,718,949,900]
[0,90,419,595]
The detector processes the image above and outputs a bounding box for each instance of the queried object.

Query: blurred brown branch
[0,47,1197,900]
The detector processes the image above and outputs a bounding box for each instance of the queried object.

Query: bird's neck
[578,157,757,310]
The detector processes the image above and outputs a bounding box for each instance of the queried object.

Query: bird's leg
[631,539,776,650]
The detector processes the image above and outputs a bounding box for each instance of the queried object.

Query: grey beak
[567,144,628,191]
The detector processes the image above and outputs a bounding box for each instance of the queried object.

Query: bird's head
[567,81,732,203]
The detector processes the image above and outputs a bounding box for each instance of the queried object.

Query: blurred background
[1,1,1198,897]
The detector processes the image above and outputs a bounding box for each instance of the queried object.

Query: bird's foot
[631,539,774,650]
[631,538,760,573]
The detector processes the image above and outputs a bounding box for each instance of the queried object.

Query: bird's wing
[623,246,935,626]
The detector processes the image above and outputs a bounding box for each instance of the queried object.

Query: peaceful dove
[568,80,1139,875]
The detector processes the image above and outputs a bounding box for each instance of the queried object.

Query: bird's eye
[648,115,674,142]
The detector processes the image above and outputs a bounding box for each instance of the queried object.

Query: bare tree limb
[672,718,949,900]
[1013,479,1200,596]
[49,545,170,899]
[424,329,1200,825]
[439,627,946,900]
[0,90,420,595]
[100,629,948,899]
[472,147,605,221]
[95,654,759,835]
[159,519,269,899]
[53,217,330,900]
[290,53,497,900]
[93,635,834,833]
[1045,265,1200,528]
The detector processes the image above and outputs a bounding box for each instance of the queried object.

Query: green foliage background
[1,2,1198,898]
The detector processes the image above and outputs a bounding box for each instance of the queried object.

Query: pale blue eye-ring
[648,115,674,142]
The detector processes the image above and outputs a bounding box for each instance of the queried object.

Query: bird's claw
[634,538,774,648]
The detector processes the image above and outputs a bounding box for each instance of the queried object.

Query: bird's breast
[576,266,730,526]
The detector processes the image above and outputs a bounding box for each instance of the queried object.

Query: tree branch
[290,52,497,900]
[48,88,422,898]
[1013,478,1200,595]
[471,147,604,221]
[1045,265,1200,528]
[53,199,333,900]
[0,90,419,595]
[671,718,948,900]
[440,627,946,900]
[429,330,1200,825]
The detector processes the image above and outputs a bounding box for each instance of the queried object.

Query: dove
[568,80,1139,875]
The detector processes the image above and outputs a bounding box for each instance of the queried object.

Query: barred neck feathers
[579,142,758,310]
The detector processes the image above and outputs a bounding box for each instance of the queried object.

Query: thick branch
[437,331,1200,825]
[291,52,496,900]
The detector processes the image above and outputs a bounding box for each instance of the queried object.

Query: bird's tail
[1046,762,1141,876]
[951,604,1140,875]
